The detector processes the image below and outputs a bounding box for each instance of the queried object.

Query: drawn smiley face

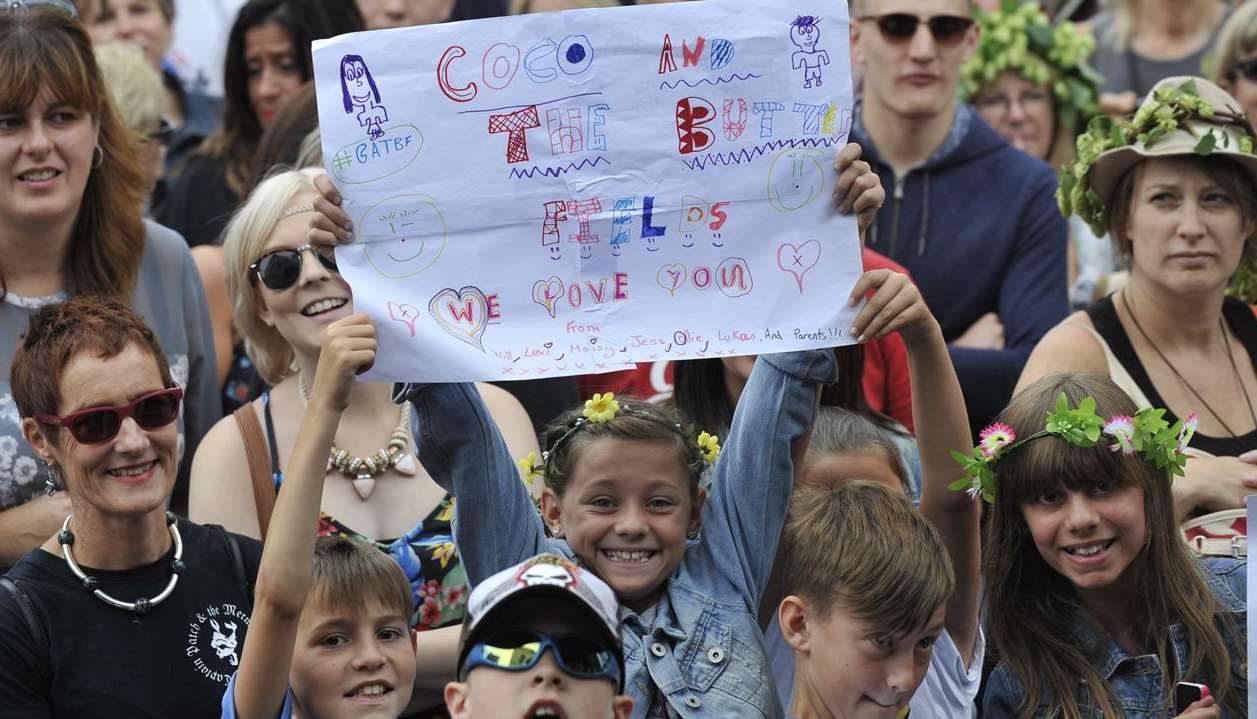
[767,148,826,212]
[359,194,447,279]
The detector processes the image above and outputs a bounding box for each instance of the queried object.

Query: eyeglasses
[973,88,1051,117]
[857,13,974,47]
[462,631,619,685]
[1233,57,1257,83]
[36,387,183,445]
[2,0,78,17]
[249,244,339,291]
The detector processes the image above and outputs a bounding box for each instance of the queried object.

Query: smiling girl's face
[542,437,701,613]
[1020,480,1147,595]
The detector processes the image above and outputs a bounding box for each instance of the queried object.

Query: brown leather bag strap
[233,405,275,541]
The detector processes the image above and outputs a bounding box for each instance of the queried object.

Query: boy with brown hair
[778,480,955,719]
[222,315,419,719]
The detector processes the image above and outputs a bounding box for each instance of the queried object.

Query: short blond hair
[221,167,321,384]
[93,41,163,136]
[782,481,953,635]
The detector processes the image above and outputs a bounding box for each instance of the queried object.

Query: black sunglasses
[1233,58,1257,83]
[147,118,175,148]
[36,387,183,445]
[250,244,339,291]
[858,13,974,46]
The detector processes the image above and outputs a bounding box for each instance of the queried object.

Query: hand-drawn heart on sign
[387,301,422,337]
[776,240,821,293]
[428,286,490,351]
[532,276,563,318]
[656,263,686,296]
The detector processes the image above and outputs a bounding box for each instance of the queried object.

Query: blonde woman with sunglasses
[188,167,539,714]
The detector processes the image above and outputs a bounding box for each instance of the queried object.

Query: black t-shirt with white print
[0,519,261,718]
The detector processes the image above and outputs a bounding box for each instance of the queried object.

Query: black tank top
[1085,295,1257,456]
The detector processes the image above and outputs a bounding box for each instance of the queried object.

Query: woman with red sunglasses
[0,295,262,718]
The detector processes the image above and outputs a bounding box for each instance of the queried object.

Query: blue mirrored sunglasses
[462,631,620,686]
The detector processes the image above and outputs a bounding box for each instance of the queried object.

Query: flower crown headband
[961,0,1100,135]
[517,393,721,488]
[949,393,1196,503]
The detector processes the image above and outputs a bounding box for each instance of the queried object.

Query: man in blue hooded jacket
[849,0,1069,431]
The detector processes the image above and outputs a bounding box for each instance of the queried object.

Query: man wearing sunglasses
[849,0,1068,433]
[445,553,633,719]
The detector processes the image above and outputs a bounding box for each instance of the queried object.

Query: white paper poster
[314,0,860,382]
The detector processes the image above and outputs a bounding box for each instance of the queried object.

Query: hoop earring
[91,144,104,169]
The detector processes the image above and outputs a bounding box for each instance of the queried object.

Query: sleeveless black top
[1085,295,1257,456]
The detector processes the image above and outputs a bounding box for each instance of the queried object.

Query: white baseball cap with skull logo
[458,553,623,685]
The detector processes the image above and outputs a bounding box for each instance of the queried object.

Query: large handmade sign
[313,0,859,382]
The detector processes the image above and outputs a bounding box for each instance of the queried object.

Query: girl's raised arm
[850,269,982,666]
[400,382,548,585]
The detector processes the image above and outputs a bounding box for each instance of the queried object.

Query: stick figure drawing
[789,16,829,89]
[340,54,388,140]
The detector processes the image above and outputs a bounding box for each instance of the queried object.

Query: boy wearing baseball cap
[445,553,634,719]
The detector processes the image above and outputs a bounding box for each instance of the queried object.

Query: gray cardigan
[0,220,218,519]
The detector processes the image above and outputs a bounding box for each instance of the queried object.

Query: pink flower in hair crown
[979,423,1016,458]
[1102,415,1136,455]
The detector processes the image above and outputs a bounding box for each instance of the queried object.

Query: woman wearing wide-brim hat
[1018,76,1257,523]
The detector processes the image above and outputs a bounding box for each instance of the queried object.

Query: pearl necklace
[297,375,417,500]
[58,512,183,616]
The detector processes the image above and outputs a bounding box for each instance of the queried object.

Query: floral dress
[263,390,469,630]
[314,495,468,629]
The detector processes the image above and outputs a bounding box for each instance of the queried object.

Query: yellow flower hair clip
[518,450,545,484]
[696,431,721,464]
[583,392,620,423]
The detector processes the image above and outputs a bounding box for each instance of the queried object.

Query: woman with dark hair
[0,5,216,566]
[0,296,261,718]
[156,0,363,248]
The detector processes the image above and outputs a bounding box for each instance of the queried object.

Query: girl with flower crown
[1022,76,1257,525]
[978,373,1245,718]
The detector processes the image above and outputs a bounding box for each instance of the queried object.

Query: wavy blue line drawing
[509,155,611,179]
[681,137,840,170]
[657,73,763,91]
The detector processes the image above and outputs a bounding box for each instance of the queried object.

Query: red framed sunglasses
[36,387,183,445]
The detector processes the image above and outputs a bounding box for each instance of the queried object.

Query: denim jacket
[984,558,1247,718]
[398,350,837,719]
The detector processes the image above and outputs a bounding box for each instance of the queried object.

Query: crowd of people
[0,0,1251,717]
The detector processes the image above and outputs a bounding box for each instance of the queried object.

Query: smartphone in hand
[1174,682,1208,713]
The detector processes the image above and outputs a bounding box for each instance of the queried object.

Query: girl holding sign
[308,144,890,718]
